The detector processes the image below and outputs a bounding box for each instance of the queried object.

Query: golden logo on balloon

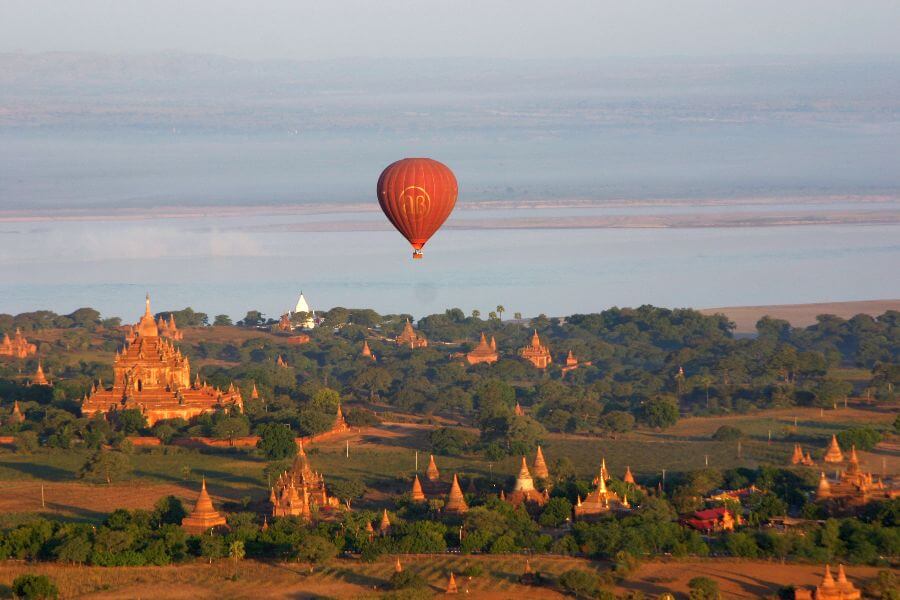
[398,186,432,218]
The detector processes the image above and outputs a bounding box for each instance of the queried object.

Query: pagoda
[396,319,427,348]
[514,401,525,416]
[532,445,550,480]
[10,400,25,424]
[81,296,243,426]
[361,340,375,361]
[466,333,498,365]
[575,458,630,518]
[0,328,37,358]
[379,509,391,535]
[444,474,469,514]
[823,435,844,463]
[561,350,591,374]
[793,564,861,600]
[291,292,316,330]
[519,330,551,369]
[426,454,441,482]
[271,441,342,519]
[623,466,636,485]
[275,313,293,332]
[31,361,50,386]
[157,314,183,340]
[446,572,458,594]
[790,444,816,467]
[410,474,427,502]
[181,478,227,534]
[251,383,260,400]
[332,403,349,432]
[505,457,548,507]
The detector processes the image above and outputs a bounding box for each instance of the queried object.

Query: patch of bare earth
[700,299,899,333]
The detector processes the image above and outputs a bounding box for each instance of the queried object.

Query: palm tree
[514,312,522,320]
[698,374,714,409]
[488,311,498,320]
[471,309,481,319]
[496,305,505,321]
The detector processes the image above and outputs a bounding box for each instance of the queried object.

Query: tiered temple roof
[81,296,243,426]
[0,328,37,358]
[31,361,49,386]
[505,457,548,507]
[181,478,227,534]
[270,441,342,519]
[793,564,861,600]
[823,435,844,463]
[575,458,630,518]
[444,474,469,514]
[466,333,498,365]
[397,319,428,348]
[519,330,551,369]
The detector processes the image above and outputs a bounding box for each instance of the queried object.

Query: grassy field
[0,556,887,599]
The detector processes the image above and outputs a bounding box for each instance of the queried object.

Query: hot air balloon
[377,158,458,259]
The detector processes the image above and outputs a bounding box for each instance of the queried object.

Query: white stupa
[291,291,316,329]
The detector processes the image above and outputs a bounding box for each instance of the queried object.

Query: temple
[181,478,228,534]
[81,296,243,426]
[397,319,428,348]
[793,564,861,600]
[0,329,37,358]
[623,466,636,485]
[466,333,498,365]
[10,400,25,424]
[790,443,816,467]
[30,361,49,386]
[504,457,549,507]
[270,441,342,519]
[815,446,898,511]
[410,474,426,502]
[574,458,631,518]
[444,474,469,514]
[156,314,183,340]
[514,401,525,416]
[291,292,317,329]
[426,454,441,482]
[519,331,551,369]
[332,403,349,433]
[681,507,738,532]
[532,445,550,480]
[361,340,376,361]
[823,435,844,463]
[560,350,591,374]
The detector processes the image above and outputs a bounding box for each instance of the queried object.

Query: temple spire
[444,474,469,514]
[532,445,549,480]
[426,454,440,481]
[514,456,535,492]
[411,474,426,502]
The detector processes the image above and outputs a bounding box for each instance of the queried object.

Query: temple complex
[466,333,498,365]
[361,340,376,361]
[575,458,631,518]
[397,319,428,348]
[519,331,551,369]
[793,564,861,600]
[815,446,898,511]
[81,296,243,426]
[156,314,183,340]
[270,441,341,519]
[444,474,469,514]
[0,329,37,358]
[560,350,591,374]
[504,457,549,507]
[30,361,49,386]
[181,478,228,534]
[681,507,738,532]
[532,445,550,480]
[291,292,317,329]
[791,444,816,467]
[823,435,844,463]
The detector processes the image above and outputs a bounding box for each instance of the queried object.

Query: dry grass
[700,299,899,333]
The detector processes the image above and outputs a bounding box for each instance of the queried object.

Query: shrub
[711,425,743,442]
[558,569,599,598]
[12,574,58,599]
[390,570,425,590]
[688,576,720,599]
[836,427,883,452]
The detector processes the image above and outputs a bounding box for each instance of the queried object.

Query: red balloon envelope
[377,158,458,259]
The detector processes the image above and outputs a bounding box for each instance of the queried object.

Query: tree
[229,540,246,561]
[213,314,233,326]
[257,423,297,460]
[213,416,250,445]
[641,395,679,429]
[328,478,365,508]
[240,310,265,327]
[12,574,58,599]
[688,576,720,600]
[78,449,131,484]
[471,309,481,319]
[496,305,505,321]
[558,569,600,599]
[295,535,337,565]
[514,312,522,320]
[112,408,147,434]
[712,425,743,442]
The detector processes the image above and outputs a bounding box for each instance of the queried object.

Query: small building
[181,478,227,534]
[397,319,428,348]
[466,333,498,365]
[793,564,861,600]
[681,507,739,533]
[519,331,551,369]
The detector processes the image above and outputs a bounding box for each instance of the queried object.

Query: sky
[2,0,900,60]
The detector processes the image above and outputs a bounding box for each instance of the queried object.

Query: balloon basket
[412,250,423,260]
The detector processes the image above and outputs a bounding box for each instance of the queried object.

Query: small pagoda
[532,445,550,481]
[410,474,427,502]
[793,564,861,600]
[360,340,376,361]
[444,474,469,514]
[31,361,50,386]
[519,330,551,369]
[575,458,630,518]
[823,435,844,463]
[397,319,428,349]
[790,444,815,467]
[466,333,498,365]
[181,478,227,534]
[505,457,548,507]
